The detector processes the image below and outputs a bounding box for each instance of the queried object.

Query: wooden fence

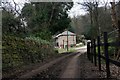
[87,32,120,78]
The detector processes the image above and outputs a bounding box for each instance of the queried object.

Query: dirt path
[60,46,100,78]
[4,46,118,79]
[19,52,78,78]
[60,52,81,78]
[59,47,100,78]
[20,46,105,79]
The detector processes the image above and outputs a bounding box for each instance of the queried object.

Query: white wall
[57,35,76,48]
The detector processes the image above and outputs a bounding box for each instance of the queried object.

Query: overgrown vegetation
[2,35,58,72]
[2,1,73,73]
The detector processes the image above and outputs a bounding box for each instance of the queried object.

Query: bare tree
[110,1,118,29]
[70,16,84,35]
[110,0,120,60]
[78,0,100,39]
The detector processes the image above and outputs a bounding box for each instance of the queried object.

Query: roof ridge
[55,30,76,38]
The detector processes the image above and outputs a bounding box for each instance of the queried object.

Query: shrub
[2,35,56,71]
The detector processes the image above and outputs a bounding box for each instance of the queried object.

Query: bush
[54,49,58,54]
[2,35,56,71]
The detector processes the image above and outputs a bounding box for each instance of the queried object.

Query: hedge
[2,35,56,72]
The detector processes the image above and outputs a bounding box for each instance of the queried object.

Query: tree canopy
[21,2,73,40]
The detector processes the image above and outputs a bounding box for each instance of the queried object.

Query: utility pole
[67,30,69,51]
[73,36,74,47]
[63,40,64,49]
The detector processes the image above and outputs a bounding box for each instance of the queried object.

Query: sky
[8,0,87,17]
[69,0,120,18]
[6,0,120,18]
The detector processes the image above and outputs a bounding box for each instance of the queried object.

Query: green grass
[56,47,76,53]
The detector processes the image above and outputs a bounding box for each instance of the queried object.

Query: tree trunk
[116,1,120,60]
[94,2,99,37]
[110,1,120,60]
[110,2,118,29]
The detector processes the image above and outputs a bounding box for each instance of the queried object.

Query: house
[54,30,76,48]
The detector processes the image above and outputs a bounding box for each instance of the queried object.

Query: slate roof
[55,30,76,38]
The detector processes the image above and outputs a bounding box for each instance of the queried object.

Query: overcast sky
[7,0,119,18]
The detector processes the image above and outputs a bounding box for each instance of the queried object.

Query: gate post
[104,32,110,78]
[87,42,90,60]
[97,36,101,71]
[93,39,97,66]
[91,40,93,63]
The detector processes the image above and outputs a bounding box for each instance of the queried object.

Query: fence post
[87,42,90,60]
[97,36,101,71]
[93,39,97,66]
[104,32,110,78]
[91,40,93,63]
